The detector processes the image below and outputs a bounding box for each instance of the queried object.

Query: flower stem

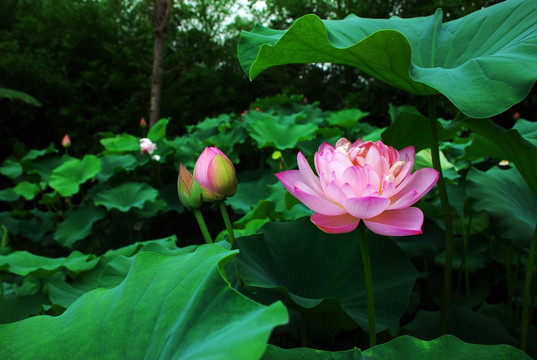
[219,201,236,246]
[428,96,454,334]
[358,221,376,347]
[193,209,213,244]
[520,223,537,351]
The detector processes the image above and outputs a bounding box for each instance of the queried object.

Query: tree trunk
[149,0,172,128]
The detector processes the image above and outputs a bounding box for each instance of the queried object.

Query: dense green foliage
[1,94,536,357]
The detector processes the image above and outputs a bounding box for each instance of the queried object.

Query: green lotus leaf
[249,116,318,149]
[262,335,530,359]
[132,198,167,218]
[3,210,55,243]
[207,126,247,159]
[21,143,57,162]
[24,155,66,184]
[365,335,530,360]
[513,118,537,146]
[462,118,537,196]
[0,188,19,202]
[164,135,206,169]
[466,166,537,247]
[96,154,139,182]
[235,217,418,334]
[238,0,537,118]
[47,236,189,309]
[147,117,170,141]
[0,87,42,107]
[93,182,159,212]
[53,203,106,247]
[13,181,41,201]
[49,155,101,197]
[0,277,49,324]
[381,107,459,153]
[0,250,98,278]
[100,133,140,153]
[0,159,22,179]
[403,307,517,348]
[327,109,369,129]
[226,169,276,214]
[0,245,289,360]
[262,345,362,360]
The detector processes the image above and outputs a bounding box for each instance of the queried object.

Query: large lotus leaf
[0,245,289,360]
[93,182,159,212]
[466,166,537,247]
[462,118,537,196]
[49,155,101,196]
[238,0,537,118]
[402,307,518,349]
[47,236,192,309]
[53,203,106,247]
[262,345,362,360]
[365,335,530,360]
[0,250,98,278]
[262,335,530,360]
[235,217,418,334]
[249,116,318,149]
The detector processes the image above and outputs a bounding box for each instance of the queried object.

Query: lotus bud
[194,147,237,201]
[62,134,71,148]
[177,163,203,210]
[140,117,147,128]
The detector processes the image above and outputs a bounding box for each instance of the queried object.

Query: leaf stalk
[428,96,454,334]
[358,221,376,347]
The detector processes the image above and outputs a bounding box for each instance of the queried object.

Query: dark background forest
[1,0,534,162]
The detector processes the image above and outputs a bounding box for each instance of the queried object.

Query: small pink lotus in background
[513,112,520,120]
[140,117,147,128]
[194,147,237,201]
[61,134,71,148]
[276,138,439,236]
[139,138,157,155]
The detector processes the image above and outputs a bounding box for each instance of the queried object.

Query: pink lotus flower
[139,138,157,155]
[194,147,237,201]
[61,134,71,148]
[276,138,439,236]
